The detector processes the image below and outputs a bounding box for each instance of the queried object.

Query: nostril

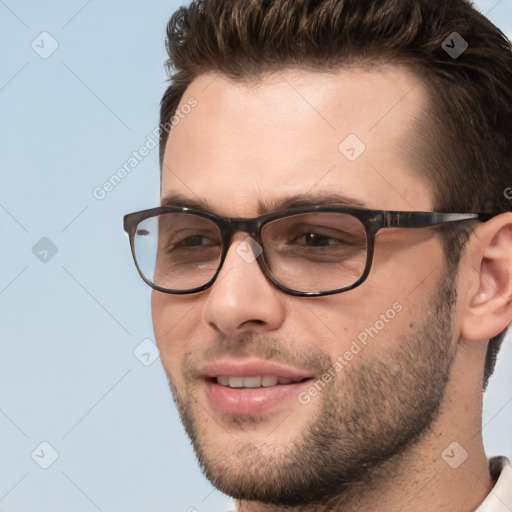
[240,319,265,327]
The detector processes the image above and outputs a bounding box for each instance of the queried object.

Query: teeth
[229,377,244,388]
[242,376,262,388]
[217,376,229,386]
[216,375,298,388]
[262,375,278,387]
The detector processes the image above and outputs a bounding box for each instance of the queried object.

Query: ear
[460,212,512,341]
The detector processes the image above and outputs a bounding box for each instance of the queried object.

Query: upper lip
[199,359,313,381]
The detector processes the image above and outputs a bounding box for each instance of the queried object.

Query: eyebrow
[161,191,214,211]
[160,191,368,215]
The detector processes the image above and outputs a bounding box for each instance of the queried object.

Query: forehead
[162,65,433,215]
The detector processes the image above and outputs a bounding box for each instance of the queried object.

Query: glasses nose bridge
[223,217,261,244]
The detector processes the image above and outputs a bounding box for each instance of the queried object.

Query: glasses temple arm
[382,211,487,228]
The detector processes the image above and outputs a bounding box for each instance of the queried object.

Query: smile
[214,375,306,388]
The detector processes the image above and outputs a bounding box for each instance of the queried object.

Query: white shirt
[475,457,512,512]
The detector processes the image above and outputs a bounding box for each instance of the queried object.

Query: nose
[201,234,286,336]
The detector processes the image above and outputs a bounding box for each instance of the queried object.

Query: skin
[152,65,512,511]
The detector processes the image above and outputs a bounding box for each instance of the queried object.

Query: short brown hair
[159,0,512,388]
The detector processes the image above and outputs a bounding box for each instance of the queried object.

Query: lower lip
[204,379,311,415]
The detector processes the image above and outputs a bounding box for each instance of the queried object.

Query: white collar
[474,457,512,512]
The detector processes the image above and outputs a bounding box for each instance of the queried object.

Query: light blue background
[0,1,511,511]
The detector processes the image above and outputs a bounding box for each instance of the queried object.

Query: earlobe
[461,213,512,341]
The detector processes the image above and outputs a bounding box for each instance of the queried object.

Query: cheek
[296,249,442,356]
[294,293,408,357]
[151,292,201,370]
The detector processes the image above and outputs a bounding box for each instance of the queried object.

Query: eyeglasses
[123,205,491,297]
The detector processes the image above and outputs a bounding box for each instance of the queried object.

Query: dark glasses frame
[124,205,493,297]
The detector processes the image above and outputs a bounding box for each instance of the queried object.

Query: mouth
[213,375,308,388]
[200,360,315,416]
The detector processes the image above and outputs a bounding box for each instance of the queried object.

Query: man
[124,0,512,510]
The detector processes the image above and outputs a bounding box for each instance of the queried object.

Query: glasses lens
[133,213,222,291]
[261,212,367,293]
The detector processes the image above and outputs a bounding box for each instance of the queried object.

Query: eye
[298,233,348,247]
[161,228,220,251]
[179,235,218,247]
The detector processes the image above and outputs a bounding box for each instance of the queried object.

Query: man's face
[152,66,459,505]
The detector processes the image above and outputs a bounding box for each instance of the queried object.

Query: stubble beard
[166,270,458,508]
